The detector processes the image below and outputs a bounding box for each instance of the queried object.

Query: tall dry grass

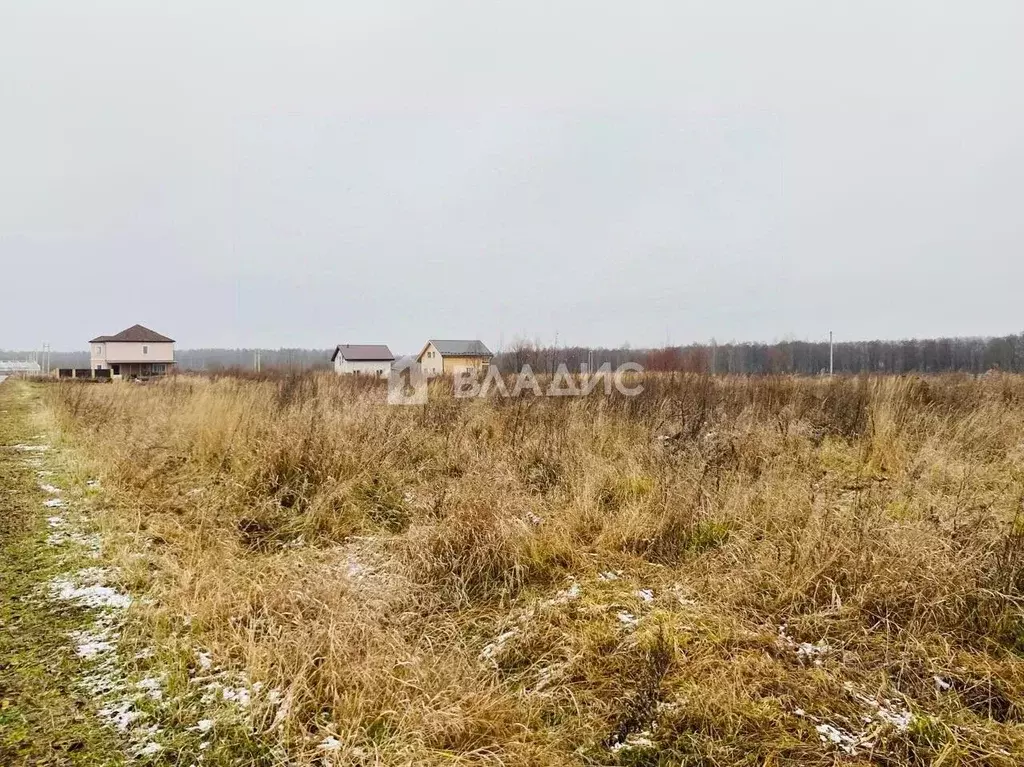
[48,372,1024,764]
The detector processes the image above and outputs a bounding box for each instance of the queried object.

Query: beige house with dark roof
[90,324,175,379]
[416,340,492,378]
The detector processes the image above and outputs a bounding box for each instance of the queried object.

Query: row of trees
[493,333,1024,376]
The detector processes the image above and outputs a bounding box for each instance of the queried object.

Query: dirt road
[0,381,122,765]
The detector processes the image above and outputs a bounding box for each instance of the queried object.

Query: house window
[94,346,102,355]
[143,345,149,355]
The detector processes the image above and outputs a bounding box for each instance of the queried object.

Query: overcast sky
[2,1,1022,353]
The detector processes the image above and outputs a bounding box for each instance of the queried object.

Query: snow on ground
[778,624,831,666]
[51,577,133,610]
[15,418,320,759]
[542,582,581,607]
[616,610,639,628]
[793,684,915,756]
[480,629,520,663]
[47,529,101,553]
[610,733,656,753]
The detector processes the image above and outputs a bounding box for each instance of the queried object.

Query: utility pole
[829,331,834,377]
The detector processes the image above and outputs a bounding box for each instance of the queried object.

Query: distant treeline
[3,333,1024,376]
[494,333,1024,375]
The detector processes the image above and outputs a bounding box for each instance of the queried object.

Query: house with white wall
[331,344,395,378]
[90,324,175,379]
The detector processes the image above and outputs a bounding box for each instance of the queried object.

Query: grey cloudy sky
[2,1,1022,353]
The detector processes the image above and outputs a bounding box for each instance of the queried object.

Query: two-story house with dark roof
[90,324,175,379]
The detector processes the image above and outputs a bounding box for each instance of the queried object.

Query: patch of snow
[636,589,655,603]
[39,483,61,494]
[610,733,656,753]
[778,625,830,666]
[543,582,582,606]
[98,701,143,732]
[137,676,164,701]
[221,685,251,707]
[86,479,100,488]
[480,629,519,662]
[73,631,115,659]
[845,684,915,733]
[617,611,639,628]
[800,685,915,756]
[815,723,860,755]
[598,570,621,581]
[14,444,48,452]
[934,675,951,692]
[194,719,215,733]
[46,530,101,551]
[135,742,163,756]
[197,651,213,671]
[43,498,65,508]
[51,579,132,610]
[533,663,566,693]
[319,737,343,752]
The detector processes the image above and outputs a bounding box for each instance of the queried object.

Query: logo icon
[388,358,427,405]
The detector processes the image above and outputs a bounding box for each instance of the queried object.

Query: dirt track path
[0,380,123,766]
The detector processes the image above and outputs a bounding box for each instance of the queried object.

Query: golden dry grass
[45,372,1024,765]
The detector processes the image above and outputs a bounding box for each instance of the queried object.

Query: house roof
[331,344,395,362]
[90,324,175,344]
[422,339,493,358]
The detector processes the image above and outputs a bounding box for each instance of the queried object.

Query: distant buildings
[331,344,395,378]
[90,324,175,379]
[0,361,41,376]
[417,340,493,378]
[331,339,493,379]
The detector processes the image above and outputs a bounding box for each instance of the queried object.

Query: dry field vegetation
[45,372,1024,765]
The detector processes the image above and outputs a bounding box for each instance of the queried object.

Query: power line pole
[829,331,834,377]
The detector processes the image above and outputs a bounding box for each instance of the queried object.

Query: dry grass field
[43,372,1024,765]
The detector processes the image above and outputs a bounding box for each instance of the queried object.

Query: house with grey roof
[331,344,395,378]
[416,339,492,378]
[90,324,175,379]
